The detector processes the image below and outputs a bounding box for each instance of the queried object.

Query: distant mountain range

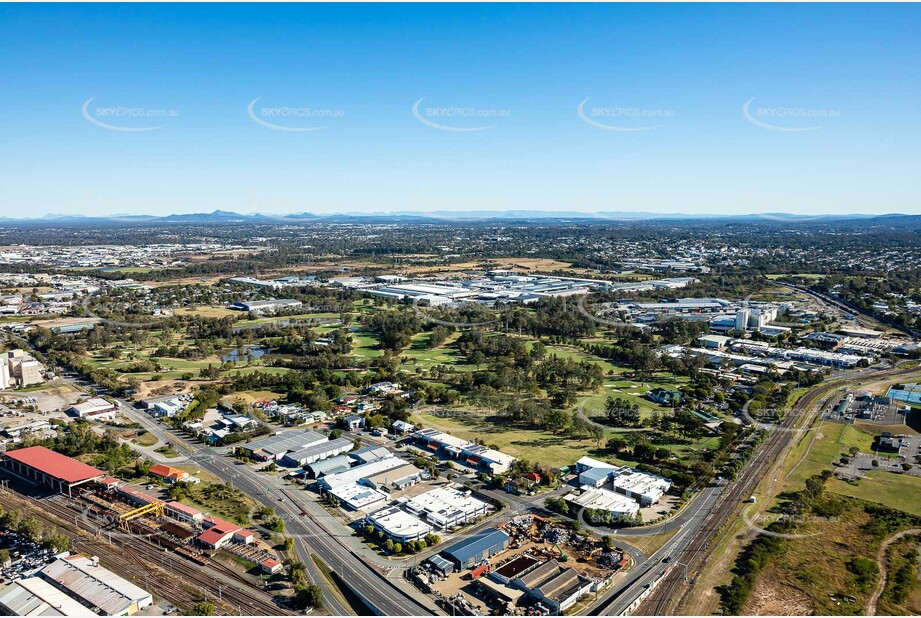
[1,209,919,226]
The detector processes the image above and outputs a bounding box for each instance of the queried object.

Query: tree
[189,602,215,616]
[605,397,641,427]
[294,584,324,610]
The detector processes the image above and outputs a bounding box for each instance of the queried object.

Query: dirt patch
[745,569,815,615]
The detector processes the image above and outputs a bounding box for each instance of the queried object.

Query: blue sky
[1,3,919,217]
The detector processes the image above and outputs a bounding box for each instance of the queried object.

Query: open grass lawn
[234,312,342,327]
[351,329,384,359]
[542,344,621,375]
[179,481,258,526]
[828,472,921,516]
[787,422,901,488]
[576,371,691,419]
[400,332,474,372]
[228,390,285,404]
[133,431,159,447]
[155,446,181,458]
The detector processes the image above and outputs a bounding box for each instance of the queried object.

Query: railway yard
[0,480,291,616]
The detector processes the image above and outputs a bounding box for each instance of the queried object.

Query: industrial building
[67,397,118,421]
[2,349,44,387]
[165,500,204,524]
[609,469,672,506]
[364,505,433,543]
[39,554,153,616]
[231,298,303,313]
[411,428,516,475]
[241,430,327,461]
[349,445,393,465]
[512,559,593,613]
[564,486,640,518]
[359,462,423,492]
[196,516,255,549]
[326,481,390,511]
[306,454,352,478]
[279,436,353,468]
[0,576,92,617]
[318,456,404,491]
[403,486,491,530]
[1,446,106,496]
[697,334,732,350]
[575,458,672,506]
[439,528,510,569]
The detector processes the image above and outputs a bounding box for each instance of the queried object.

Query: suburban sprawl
[0,214,919,616]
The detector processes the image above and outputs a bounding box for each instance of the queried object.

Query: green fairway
[351,329,384,359]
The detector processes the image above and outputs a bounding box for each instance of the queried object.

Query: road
[586,478,727,615]
[108,393,438,616]
[624,362,921,616]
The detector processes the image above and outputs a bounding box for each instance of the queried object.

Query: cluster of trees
[360,525,441,555]
[0,506,71,554]
[720,521,788,613]
[16,424,150,478]
[285,560,324,610]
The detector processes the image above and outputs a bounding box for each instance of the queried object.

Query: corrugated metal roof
[3,446,105,483]
[442,528,509,564]
[40,555,150,616]
[0,577,91,616]
[307,454,351,477]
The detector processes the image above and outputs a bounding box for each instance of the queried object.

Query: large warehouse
[1,446,106,496]
[440,528,510,569]
[241,430,327,461]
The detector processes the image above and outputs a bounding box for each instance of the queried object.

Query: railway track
[0,485,292,616]
[635,363,920,615]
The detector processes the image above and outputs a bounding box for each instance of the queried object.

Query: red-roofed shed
[1,445,106,495]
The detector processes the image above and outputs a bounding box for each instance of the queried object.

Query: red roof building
[196,516,255,549]
[260,558,283,574]
[1,446,105,495]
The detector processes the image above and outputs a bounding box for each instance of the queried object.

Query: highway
[108,393,438,616]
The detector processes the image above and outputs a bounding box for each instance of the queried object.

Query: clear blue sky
[1,3,919,217]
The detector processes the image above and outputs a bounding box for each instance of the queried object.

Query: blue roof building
[440,528,509,569]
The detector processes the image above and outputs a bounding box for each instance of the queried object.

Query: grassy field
[576,371,691,420]
[133,431,159,447]
[741,497,891,616]
[179,481,258,525]
[400,332,474,372]
[786,422,901,488]
[351,329,384,359]
[828,473,921,516]
[234,312,342,327]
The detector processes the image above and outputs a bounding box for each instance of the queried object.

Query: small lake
[221,346,271,362]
